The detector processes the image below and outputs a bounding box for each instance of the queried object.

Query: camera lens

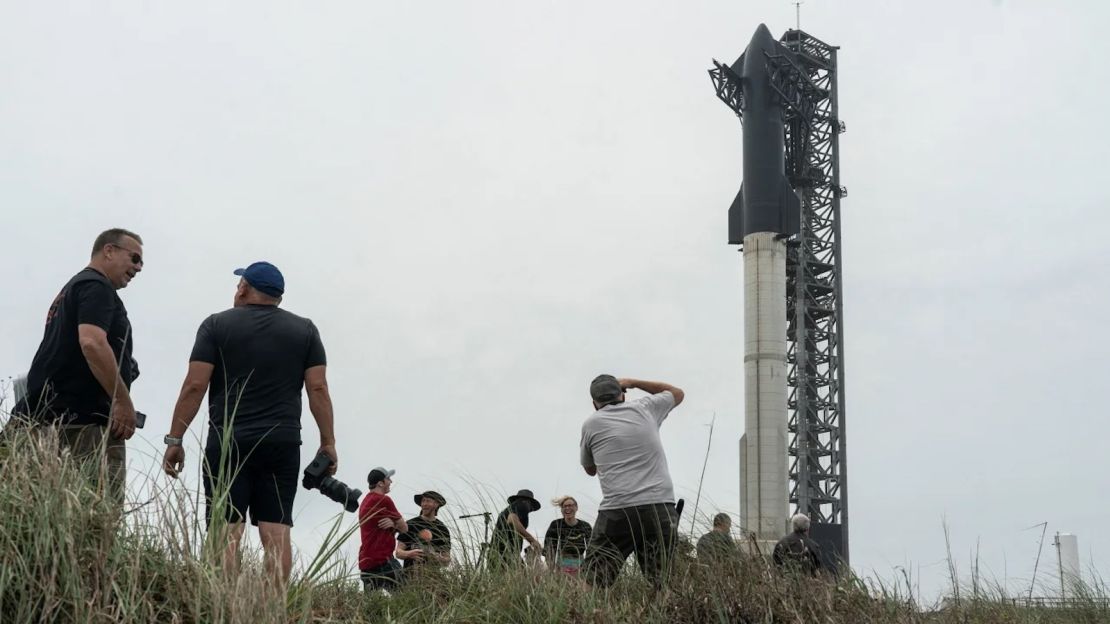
[301,453,361,512]
[318,476,361,511]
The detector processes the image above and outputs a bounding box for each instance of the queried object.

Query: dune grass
[0,421,1107,623]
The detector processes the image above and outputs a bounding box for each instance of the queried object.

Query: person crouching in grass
[488,489,542,570]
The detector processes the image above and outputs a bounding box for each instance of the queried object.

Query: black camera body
[302,452,362,513]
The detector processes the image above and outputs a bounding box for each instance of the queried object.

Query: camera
[302,452,362,512]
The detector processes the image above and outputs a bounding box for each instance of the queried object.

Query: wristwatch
[164,435,184,447]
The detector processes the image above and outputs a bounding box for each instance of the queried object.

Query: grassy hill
[0,425,1105,623]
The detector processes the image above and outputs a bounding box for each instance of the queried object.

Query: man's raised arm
[617,378,684,406]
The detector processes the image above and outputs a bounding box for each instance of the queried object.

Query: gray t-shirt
[580,391,676,510]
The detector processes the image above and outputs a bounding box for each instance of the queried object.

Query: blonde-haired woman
[544,495,592,575]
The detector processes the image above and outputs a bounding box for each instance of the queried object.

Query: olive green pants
[0,420,126,504]
[54,424,127,505]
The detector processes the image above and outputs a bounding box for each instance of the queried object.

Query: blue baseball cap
[233,261,285,297]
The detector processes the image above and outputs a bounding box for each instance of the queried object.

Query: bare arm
[162,361,214,477]
[395,540,424,561]
[394,517,408,534]
[304,365,337,472]
[77,324,135,438]
[617,378,684,406]
[509,513,541,547]
[168,362,214,438]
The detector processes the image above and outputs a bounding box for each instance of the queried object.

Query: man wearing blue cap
[162,261,337,584]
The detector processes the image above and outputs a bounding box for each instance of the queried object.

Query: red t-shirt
[358,492,402,570]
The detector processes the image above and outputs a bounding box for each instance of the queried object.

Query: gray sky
[2,0,1106,601]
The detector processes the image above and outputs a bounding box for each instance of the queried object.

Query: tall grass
[0,421,1108,623]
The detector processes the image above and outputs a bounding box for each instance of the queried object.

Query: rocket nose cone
[749,23,775,48]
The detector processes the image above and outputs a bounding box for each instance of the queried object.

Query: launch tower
[710,27,849,564]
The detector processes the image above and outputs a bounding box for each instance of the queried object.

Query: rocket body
[729,24,800,541]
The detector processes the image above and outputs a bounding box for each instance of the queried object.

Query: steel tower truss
[710,28,848,561]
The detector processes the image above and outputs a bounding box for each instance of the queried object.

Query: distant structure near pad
[709,24,849,565]
[1054,533,1082,600]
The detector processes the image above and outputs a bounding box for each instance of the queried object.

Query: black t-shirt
[20,268,135,425]
[397,515,452,568]
[189,304,326,445]
[490,500,533,559]
[544,518,593,559]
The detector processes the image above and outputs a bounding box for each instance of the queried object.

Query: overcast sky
[2,0,1106,601]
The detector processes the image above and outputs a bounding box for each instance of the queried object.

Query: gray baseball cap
[367,467,396,487]
[590,374,623,404]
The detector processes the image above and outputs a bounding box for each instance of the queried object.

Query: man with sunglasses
[162,261,336,585]
[14,228,144,504]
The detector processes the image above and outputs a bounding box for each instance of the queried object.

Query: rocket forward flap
[728,183,744,245]
[728,177,800,243]
[728,52,745,76]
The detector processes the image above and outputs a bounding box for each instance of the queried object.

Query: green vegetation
[0,424,1106,623]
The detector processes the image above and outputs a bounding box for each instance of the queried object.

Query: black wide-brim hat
[508,489,541,512]
[414,490,447,507]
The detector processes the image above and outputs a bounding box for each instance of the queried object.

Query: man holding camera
[13,228,144,505]
[162,261,336,584]
[580,375,684,589]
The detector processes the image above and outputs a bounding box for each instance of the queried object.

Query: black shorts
[203,438,300,527]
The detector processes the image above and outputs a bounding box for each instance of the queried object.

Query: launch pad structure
[710,28,849,564]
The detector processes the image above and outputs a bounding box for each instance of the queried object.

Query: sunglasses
[110,243,143,266]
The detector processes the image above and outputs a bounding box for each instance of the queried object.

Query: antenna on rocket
[794,1,803,31]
